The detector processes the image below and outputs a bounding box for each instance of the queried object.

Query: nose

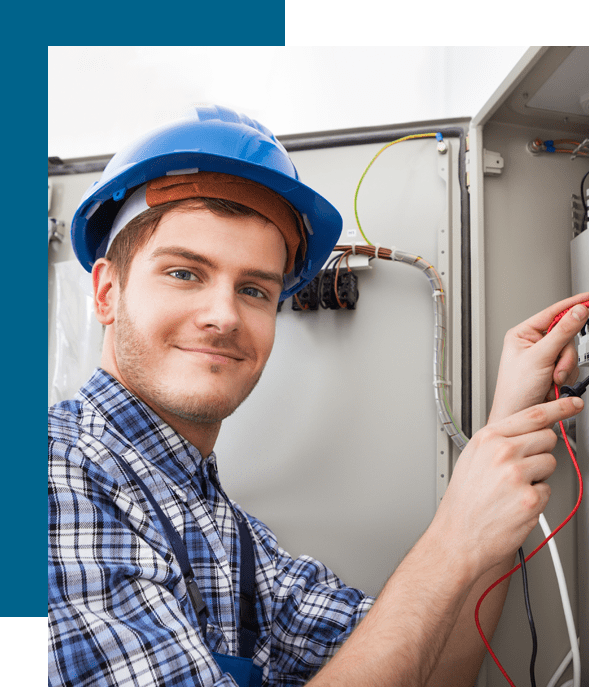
[194,282,242,335]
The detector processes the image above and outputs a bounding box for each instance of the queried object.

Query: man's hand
[434,395,584,580]
[310,297,587,687]
[310,395,584,687]
[489,293,588,423]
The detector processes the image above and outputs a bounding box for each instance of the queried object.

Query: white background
[49,46,528,159]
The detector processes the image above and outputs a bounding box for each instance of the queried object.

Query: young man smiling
[95,200,285,456]
[49,106,588,687]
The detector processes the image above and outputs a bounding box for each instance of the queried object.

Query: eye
[240,286,266,299]
[168,269,197,281]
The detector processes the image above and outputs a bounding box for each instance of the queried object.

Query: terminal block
[292,275,320,310]
[337,272,359,309]
[319,270,359,310]
[319,271,338,309]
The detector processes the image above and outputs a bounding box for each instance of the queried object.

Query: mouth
[175,346,246,364]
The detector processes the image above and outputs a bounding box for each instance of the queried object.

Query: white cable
[545,645,575,687]
[555,422,577,452]
[539,512,580,687]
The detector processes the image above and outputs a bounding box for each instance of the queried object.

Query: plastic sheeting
[49,260,103,406]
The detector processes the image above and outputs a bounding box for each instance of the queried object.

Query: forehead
[138,207,288,271]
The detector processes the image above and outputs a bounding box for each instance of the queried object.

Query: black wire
[318,253,345,309]
[581,169,589,213]
[318,256,336,308]
[581,169,589,233]
[318,255,339,308]
[519,546,537,687]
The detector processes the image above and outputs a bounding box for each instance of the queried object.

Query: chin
[150,386,245,425]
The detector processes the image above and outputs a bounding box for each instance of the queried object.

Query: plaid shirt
[49,369,373,686]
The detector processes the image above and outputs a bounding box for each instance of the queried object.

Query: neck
[142,403,222,459]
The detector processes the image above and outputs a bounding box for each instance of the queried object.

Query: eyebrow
[149,246,284,288]
[150,246,214,267]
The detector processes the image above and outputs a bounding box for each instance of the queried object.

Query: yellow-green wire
[354,133,438,245]
[353,133,468,447]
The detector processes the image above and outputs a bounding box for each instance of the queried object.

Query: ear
[92,258,119,325]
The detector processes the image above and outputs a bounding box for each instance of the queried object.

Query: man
[49,105,588,686]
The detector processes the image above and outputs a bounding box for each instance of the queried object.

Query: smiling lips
[176,346,246,363]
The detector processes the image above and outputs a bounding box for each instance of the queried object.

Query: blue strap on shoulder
[110,452,259,656]
[110,453,210,635]
[236,516,258,658]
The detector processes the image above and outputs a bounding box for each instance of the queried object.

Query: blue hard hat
[71,104,342,299]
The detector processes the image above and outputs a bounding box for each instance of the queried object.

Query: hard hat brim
[72,151,342,300]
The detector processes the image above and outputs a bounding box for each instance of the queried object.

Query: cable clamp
[374,243,381,259]
[432,289,444,299]
[390,245,398,261]
[351,242,357,255]
[433,379,451,387]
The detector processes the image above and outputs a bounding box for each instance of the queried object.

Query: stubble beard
[114,296,265,425]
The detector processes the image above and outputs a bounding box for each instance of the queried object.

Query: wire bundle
[331,243,468,450]
[528,138,589,158]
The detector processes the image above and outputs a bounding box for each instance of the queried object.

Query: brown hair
[105,197,269,291]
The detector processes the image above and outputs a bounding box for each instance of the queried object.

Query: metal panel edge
[470,47,547,129]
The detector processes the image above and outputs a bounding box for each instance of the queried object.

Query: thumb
[534,302,588,369]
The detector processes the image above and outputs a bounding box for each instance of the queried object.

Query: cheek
[121,292,181,342]
[252,315,276,362]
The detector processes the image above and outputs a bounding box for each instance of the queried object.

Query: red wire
[475,300,589,685]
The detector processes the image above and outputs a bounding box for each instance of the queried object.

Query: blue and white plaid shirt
[49,369,373,686]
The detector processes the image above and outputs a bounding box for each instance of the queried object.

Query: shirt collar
[78,368,218,488]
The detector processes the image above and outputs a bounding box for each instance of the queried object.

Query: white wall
[48,46,527,159]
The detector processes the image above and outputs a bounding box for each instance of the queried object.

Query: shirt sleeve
[246,515,375,685]
[49,436,237,687]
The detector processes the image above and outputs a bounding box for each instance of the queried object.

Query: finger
[500,397,584,438]
[522,453,557,485]
[529,481,552,514]
[554,347,580,386]
[519,292,589,335]
[529,302,588,370]
[513,427,558,458]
